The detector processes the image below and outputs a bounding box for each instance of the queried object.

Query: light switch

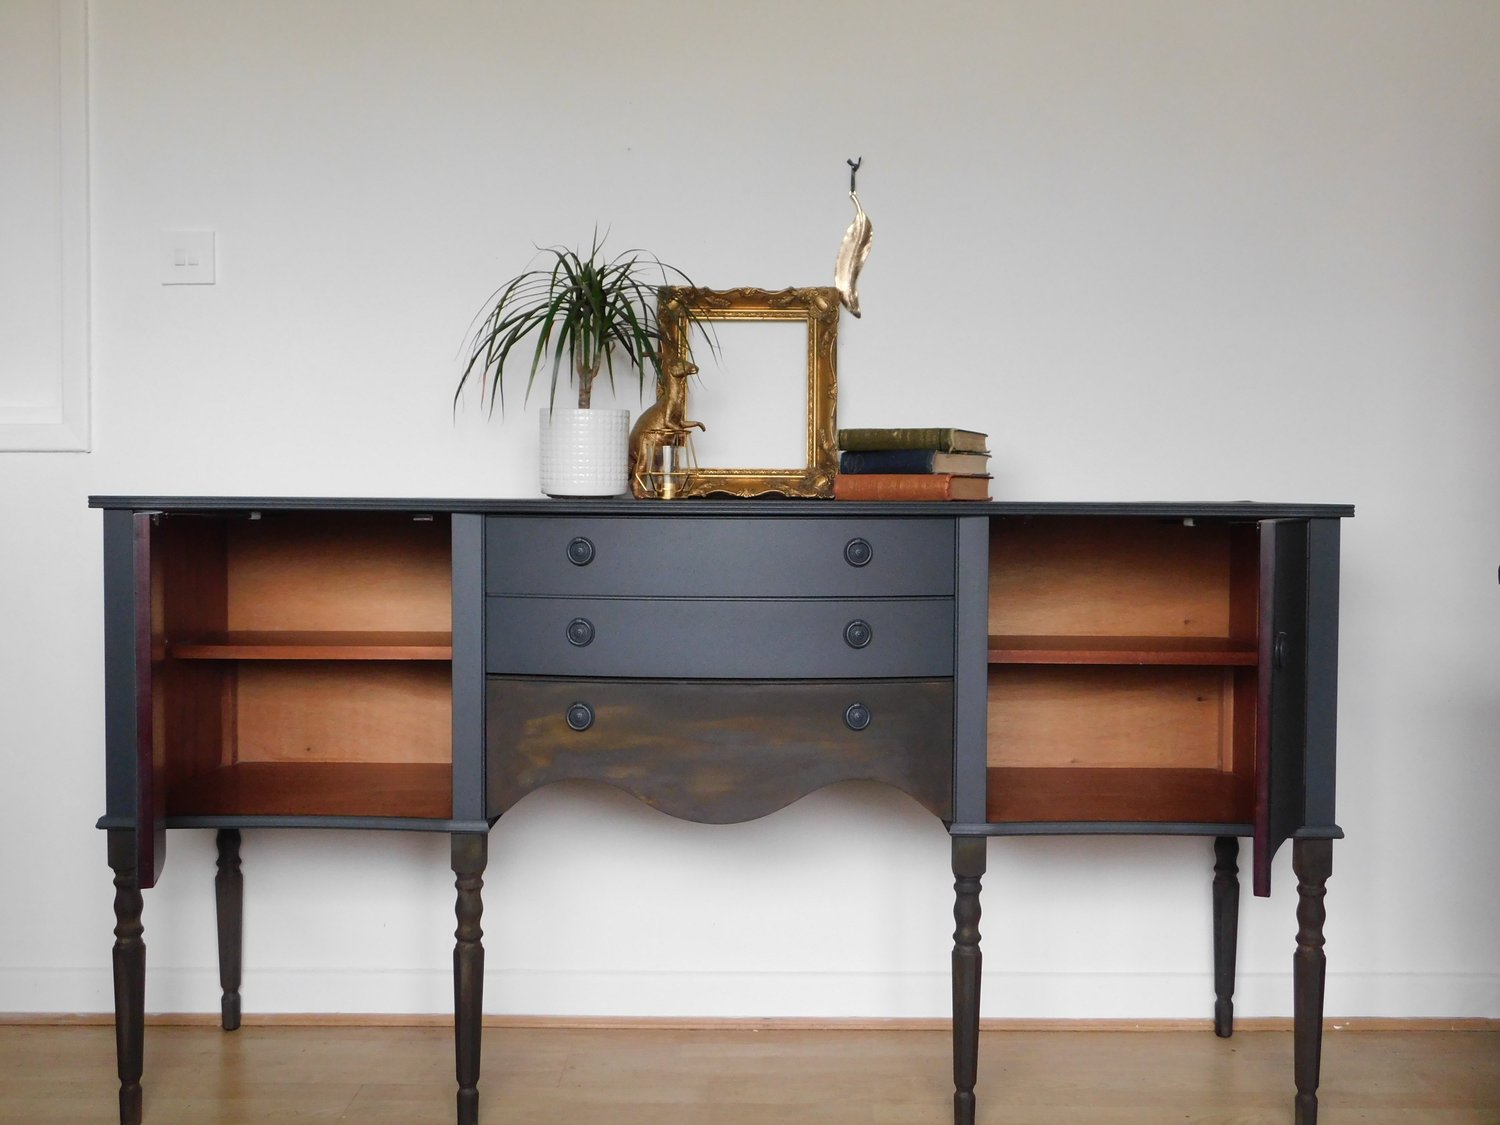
[161,230,216,285]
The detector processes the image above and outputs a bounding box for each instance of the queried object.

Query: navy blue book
[839,449,991,475]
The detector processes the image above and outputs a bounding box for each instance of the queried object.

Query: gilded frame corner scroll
[653,286,839,498]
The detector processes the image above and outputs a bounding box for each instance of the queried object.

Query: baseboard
[2,1011,1496,1032]
[3,967,1496,1022]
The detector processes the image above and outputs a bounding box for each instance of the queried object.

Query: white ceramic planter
[538,408,630,497]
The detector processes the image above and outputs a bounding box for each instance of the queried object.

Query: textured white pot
[539,408,630,497]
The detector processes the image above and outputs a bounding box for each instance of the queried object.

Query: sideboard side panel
[101,509,165,887]
[451,514,486,824]
[101,509,140,823]
[1264,520,1311,894]
[1302,518,1342,830]
[952,516,991,825]
[1255,517,1347,896]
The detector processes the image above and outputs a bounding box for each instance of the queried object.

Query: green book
[836,427,989,454]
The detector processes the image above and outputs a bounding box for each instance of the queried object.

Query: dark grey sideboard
[90,496,1351,1124]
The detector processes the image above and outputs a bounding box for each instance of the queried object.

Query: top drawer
[485,516,955,598]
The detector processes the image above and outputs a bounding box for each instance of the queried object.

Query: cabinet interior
[153,512,453,819]
[985,517,1259,824]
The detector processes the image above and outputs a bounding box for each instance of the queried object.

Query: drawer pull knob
[844,619,873,649]
[844,537,873,567]
[1273,631,1289,670]
[567,537,596,566]
[565,702,594,732]
[844,703,872,731]
[566,618,595,647]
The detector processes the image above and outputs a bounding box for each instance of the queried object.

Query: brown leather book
[833,473,991,501]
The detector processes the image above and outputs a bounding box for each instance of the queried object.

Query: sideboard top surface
[88,497,1356,519]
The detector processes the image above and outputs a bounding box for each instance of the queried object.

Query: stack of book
[832,428,991,500]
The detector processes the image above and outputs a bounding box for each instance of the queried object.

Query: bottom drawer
[486,677,953,823]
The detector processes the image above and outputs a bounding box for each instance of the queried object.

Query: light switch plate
[161,230,215,285]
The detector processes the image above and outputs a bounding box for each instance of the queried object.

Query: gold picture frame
[652,286,839,498]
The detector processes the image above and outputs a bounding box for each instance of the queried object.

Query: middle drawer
[485,596,955,679]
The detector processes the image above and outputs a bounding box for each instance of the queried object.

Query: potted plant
[456,232,705,497]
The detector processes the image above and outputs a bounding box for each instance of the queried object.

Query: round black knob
[566,617,595,647]
[567,537,595,566]
[844,619,873,649]
[565,702,594,732]
[844,537,873,567]
[844,703,872,731]
[1273,631,1289,670]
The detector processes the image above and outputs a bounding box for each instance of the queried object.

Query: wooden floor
[1,1024,1496,1123]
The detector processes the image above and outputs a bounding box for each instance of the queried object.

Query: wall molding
[0,0,89,451]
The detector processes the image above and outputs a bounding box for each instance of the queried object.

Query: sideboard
[91,496,1351,1124]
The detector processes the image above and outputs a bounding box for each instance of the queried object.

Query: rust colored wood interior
[170,631,452,660]
[166,762,452,819]
[233,662,450,765]
[154,513,455,818]
[225,512,452,633]
[985,518,1262,824]
[988,517,1250,640]
[156,517,232,792]
[988,665,1243,771]
[987,636,1256,665]
[986,766,1254,824]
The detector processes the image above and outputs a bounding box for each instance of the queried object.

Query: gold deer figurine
[628,358,704,498]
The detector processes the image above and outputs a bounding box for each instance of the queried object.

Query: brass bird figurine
[835,157,873,317]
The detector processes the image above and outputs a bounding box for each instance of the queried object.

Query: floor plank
[0,1024,1495,1123]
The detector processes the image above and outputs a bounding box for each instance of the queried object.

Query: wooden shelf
[988,635,1257,666]
[170,631,452,661]
[986,766,1254,824]
[167,762,452,819]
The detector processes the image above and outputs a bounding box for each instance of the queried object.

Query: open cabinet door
[102,510,166,889]
[1253,519,1310,897]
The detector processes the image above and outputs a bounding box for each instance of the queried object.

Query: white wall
[2,0,1497,1020]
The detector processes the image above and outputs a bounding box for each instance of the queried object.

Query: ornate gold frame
[654,286,839,498]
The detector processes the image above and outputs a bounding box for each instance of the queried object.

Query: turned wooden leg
[107,830,145,1125]
[951,835,986,1125]
[452,833,487,1125]
[215,829,243,1032]
[1293,838,1334,1125]
[1212,836,1240,1038]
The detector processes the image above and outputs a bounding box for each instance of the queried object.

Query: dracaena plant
[457,232,704,413]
